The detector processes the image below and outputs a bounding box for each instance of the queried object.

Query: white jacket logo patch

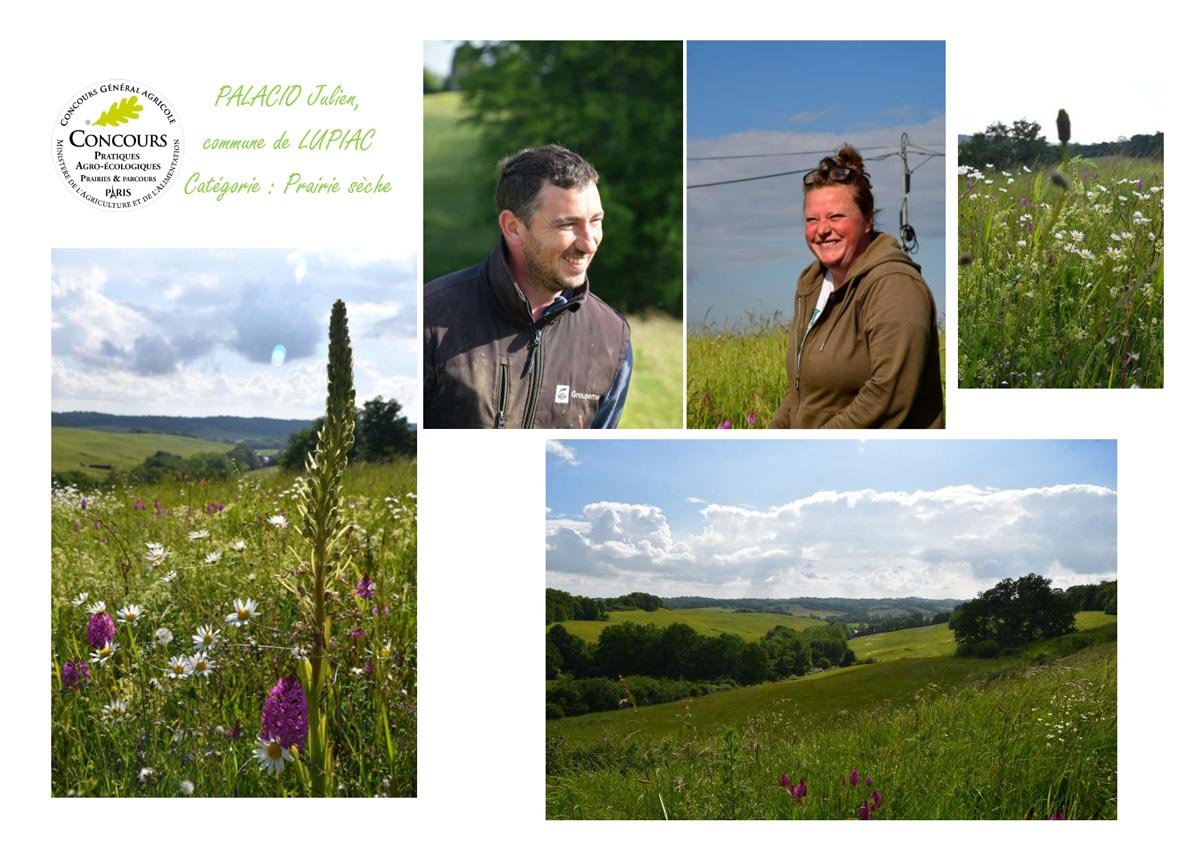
[555,384,570,404]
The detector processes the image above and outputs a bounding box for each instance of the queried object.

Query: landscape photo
[545,439,1116,819]
[51,249,418,796]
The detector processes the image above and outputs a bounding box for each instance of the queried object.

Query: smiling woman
[770,145,944,429]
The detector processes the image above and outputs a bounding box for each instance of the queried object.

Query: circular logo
[53,80,183,209]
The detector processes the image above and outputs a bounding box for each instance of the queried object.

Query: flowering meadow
[958,156,1163,388]
[50,460,416,796]
[547,625,1115,819]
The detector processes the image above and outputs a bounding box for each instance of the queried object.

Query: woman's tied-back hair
[804,144,878,228]
[495,144,600,226]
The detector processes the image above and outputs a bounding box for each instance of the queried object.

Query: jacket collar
[485,240,590,327]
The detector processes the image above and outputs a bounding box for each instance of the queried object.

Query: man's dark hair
[495,144,599,225]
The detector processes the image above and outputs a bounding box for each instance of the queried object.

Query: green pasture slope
[850,610,1114,663]
[52,427,234,480]
[555,607,826,643]
[548,616,1117,818]
[548,638,1115,819]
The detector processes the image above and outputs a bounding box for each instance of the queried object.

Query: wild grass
[687,314,788,429]
[50,461,416,796]
[958,156,1163,388]
[547,637,1115,819]
[620,312,683,429]
[688,315,947,428]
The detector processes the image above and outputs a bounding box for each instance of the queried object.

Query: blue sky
[687,41,946,326]
[51,249,419,420]
[546,440,1116,599]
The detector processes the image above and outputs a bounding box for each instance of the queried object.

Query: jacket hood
[799,233,921,296]
[487,240,591,327]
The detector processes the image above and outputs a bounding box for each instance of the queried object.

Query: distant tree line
[545,588,665,624]
[547,620,853,718]
[835,609,951,637]
[1064,580,1116,615]
[666,595,958,618]
[280,396,416,472]
[959,118,1163,168]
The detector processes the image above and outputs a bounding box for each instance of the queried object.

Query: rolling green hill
[555,607,826,643]
[52,427,234,480]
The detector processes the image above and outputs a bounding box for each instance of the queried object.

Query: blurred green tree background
[424,41,683,317]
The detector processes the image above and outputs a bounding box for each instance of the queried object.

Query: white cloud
[546,484,1116,599]
[546,440,581,466]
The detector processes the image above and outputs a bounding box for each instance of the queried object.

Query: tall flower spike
[291,300,357,796]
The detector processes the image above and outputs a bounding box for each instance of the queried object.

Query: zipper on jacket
[495,362,509,429]
[521,326,545,428]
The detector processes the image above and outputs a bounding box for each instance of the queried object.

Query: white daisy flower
[1078,249,1095,261]
[86,600,107,615]
[254,738,294,776]
[187,530,209,541]
[161,570,178,584]
[144,542,169,567]
[1070,230,1084,242]
[204,551,222,566]
[192,625,221,651]
[267,514,288,530]
[138,767,155,784]
[101,699,130,723]
[116,604,144,626]
[189,652,215,677]
[91,640,118,665]
[231,540,247,552]
[155,627,173,647]
[226,598,261,627]
[166,655,191,679]
[179,780,195,796]
[71,592,89,607]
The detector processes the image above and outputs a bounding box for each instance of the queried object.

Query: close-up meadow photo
[50,250,418,796]
[545,440,1116,819]
[685,42,946,429]
[957,116,1163,388]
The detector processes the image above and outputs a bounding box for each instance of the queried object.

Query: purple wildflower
[350,627,365,640]
[80,497,88,511]
[133,497,146,510]
[355,574,376,599]
[865,775,873,787]
[779,773,790,788]
[717,419,732,430]
[850,768,860,787]
[1020,195,1030,207]
[746,411,758,427]
[86,612,116,648]
[261,676,308,751]
[791,779,807,802]
[1135,179,1143,191]
[61,659,91,690]
[870,790,882,809]
[1049,811,1065,820]
[859,801,871,820]
[363,659,375,675]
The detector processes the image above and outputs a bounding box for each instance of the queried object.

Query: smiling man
[424,145,633,429]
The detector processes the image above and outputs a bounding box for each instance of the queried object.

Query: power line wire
[687,142,942,162]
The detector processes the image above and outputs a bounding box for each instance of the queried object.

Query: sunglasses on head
[803,165,871,188]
